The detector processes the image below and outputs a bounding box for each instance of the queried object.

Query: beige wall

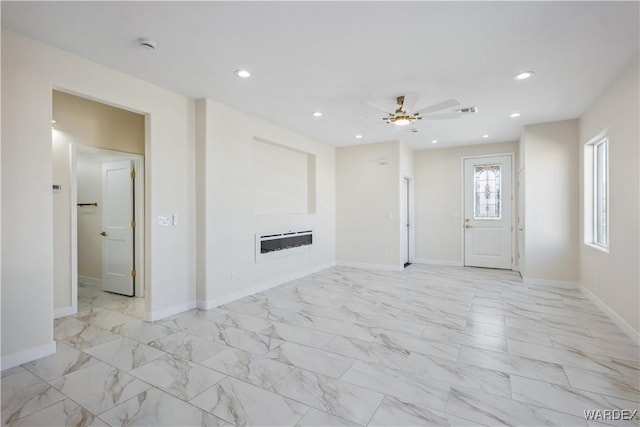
[336,141,402,269]
[520,120,579,281]
[53,91,145,154]
[76,155,103,281]
[196,99,335,308]
[579,56,639,334]
[51,91,144,311]
[2,30,195,368]
[413,141,518,264]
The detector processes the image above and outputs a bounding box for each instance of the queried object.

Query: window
[585,132,609,251]
[474,164,501,219]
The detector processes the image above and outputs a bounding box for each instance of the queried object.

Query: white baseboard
[2,341,56,370]
[336,261,403,272]
[522,277,581,289]
[413,258,464,267]
[145,300,196,322]
[54,305,76,319]
[78,275,102,288]
[580,285,640,345]
[197,262,336,310]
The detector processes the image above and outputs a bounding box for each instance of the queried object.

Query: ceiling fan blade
[422,112,463,120]
[401,94,419,112]
[416,98,461,115]
[366,102,395,115]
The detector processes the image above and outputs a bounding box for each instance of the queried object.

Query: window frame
[584,130,609,253]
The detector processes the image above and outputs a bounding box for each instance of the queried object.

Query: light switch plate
[157,215,172,227]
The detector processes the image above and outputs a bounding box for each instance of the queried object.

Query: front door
[464,155,512,269]
[101,160,135,296]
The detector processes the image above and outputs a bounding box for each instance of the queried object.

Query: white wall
[520,120,579,282]
[579,56,639,335]
[336,140,403,269]
[196,99,335,308]
[252,139,312,215]
[76,155,104,282]
[1,30,196,368]
[413,141,518,265]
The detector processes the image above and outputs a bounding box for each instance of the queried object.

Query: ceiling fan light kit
[383,96,422,126]
[376,95,473,129]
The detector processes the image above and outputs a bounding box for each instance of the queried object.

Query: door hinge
[131,270,137,278]
[131,170,136,179]
[131,220,136,228]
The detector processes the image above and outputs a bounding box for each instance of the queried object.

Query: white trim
[78,275,102,288]
[522,276,581,289]
[580,285,640,345]
[197,262,336,310]
[336,261,403,272]
[1,342,56,370]
[145,300,196,322]
[413,258,464,267]
[54,306,76,319]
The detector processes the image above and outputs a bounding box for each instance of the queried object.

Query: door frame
[400,175,415,267]
[460,152,516,269]
[70,144,145,310]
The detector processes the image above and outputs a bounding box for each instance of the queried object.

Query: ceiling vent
[455,106,478,114]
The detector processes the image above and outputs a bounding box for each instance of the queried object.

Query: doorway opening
[52,89,146,320]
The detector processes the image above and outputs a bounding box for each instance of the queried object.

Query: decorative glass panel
[474,164,502,219]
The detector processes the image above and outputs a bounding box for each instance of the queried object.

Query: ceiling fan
[368,95,476,128]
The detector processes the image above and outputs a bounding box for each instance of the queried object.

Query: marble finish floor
[2,265,638,426]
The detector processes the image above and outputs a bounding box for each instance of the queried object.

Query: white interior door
[464,155,512,269]
[102,160,134,296]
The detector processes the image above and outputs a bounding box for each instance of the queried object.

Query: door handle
[100,231,107,237]
[465,225,472,228]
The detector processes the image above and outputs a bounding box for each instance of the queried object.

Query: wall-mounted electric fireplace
[256,229,313,262]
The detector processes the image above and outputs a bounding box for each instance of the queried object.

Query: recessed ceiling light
[482,134,489,138]
[355,134,363,139]
[312,111,323,117]
[514,71,535,80]
[432,140,438,144]
[235,69,251,78]
[509,112,521,118]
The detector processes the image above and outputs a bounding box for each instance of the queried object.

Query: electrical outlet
[231,272,237,282]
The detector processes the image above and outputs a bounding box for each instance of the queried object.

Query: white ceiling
[2,1,639,149]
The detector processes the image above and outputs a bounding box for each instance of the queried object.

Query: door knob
[100,231,107,236]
